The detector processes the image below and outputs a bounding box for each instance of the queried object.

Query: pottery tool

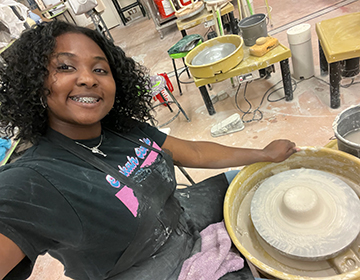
[237,0,242,20]
[245,0,253,15]
[205,0,228,36]
[264,0,273,27]
[249,36,278,57]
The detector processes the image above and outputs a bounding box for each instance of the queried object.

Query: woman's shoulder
[121,121,167,146]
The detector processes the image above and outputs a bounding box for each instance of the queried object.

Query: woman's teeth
[70,97,99,103]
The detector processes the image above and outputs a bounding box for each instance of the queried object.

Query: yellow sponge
[249,37,279,57]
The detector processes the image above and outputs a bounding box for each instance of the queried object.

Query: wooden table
[316,12,360,109]
[190,42,292,115]
[176,3,238,37]
[41,1,76,23]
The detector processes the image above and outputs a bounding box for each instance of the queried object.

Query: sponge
[249,37,279,57]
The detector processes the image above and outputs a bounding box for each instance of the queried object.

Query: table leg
[318,41,328,76]
[111,0,127,25]
[199,86,216,115]
[172,59,182,95]
[228,11,239,34]
[329,61,341,109]
[181,30,187,37]
[182,57,191,78]
[280,58,293,101]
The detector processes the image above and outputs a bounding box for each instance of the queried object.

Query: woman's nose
[76,69,98,88]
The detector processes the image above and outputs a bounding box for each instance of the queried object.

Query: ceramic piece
[250,168,360,261]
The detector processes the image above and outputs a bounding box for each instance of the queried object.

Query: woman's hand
[261,139,299,163]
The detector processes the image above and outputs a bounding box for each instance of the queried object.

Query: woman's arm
[161,135,298,168]
[0,233,25,279]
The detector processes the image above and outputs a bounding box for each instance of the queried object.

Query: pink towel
[178,221,244,280]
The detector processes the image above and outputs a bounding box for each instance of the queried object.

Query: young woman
[0,21,297,279]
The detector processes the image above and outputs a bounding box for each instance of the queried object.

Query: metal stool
[149,75,190,127]
[167,34,203,95]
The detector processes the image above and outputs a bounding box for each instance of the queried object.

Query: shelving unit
[144,0,177,39]
[110,0,147,25]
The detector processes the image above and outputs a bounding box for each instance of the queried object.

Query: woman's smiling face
[45,32,116,137]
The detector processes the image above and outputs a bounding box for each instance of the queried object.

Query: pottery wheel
[175,2,205,20]
[250,168,360,260]
[191,43,236,66]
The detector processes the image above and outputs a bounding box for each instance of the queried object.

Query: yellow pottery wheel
[224,147,360,280]
[185,35,243,78]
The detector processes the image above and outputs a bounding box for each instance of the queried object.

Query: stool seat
[149,75,190,127]
[149,75,167,95]
[167,34,203,58]
[167,34,203,96]
[316,12,360,63]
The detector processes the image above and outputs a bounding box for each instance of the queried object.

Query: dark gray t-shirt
[0,123,167,279]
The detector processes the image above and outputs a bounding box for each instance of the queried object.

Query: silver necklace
[75,134,107,157]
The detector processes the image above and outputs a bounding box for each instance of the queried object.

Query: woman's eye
[57,64,75,71]
[94,68,108,74]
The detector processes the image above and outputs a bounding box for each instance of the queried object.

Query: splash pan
[224,147,360,280]
[185,35,243,78]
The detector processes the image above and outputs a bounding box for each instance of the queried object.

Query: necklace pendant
[91,147,107,157]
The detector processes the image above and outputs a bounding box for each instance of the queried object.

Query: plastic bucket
[238,13,267,46]
[333,105,360,158]
[287,23,315,79]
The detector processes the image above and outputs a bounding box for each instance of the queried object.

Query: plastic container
[238,14,267,46]
[287,23,314,79]
[333,105,360,158]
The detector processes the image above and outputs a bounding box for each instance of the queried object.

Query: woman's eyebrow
[54,52,108,63]
[54,52,75,58]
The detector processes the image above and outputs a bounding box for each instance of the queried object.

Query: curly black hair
[0,21,154,143]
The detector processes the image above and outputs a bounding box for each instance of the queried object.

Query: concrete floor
[27,0,360,278]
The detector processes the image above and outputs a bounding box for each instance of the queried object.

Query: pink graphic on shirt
[140,142,161,168]
[115,186,139,217]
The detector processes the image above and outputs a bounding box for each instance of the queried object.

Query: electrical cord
[235,72,360,124]
[313,75,360,88]
[235,76,297,123]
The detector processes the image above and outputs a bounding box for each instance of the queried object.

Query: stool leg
[166,87,190,122]
[199,85,216,115]
[280,58,293,101]
[178,166,195,185]
[172,58,183,96]
[159,91,173,112]
[329,61,341,109]
[138,1,146,16]
[182,57,191,78]
[319,41,328,76]
[228,11,239,34]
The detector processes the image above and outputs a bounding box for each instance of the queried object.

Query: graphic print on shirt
[106,138,161,217]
